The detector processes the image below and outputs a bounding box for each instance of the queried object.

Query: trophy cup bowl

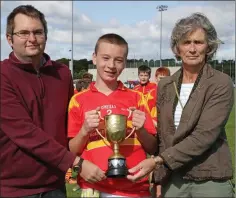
[105,114,126,143]
[105,114,127,178]
[96,113,135,178]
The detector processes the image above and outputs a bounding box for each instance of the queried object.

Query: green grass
[66,183,81,197]
[66,104,235,196]
[226,104,235,185]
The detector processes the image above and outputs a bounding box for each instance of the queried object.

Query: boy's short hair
[82,72,93,82]
[94,33,128,57]
[75,79,91,92]
[155,67,170,77]
[138,65,151,75]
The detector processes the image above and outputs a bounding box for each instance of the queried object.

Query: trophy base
[106,158,128,178]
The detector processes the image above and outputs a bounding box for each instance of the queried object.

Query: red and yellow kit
[68,81,156,197]
[146,87,157,122]
[134,82,157,121]
[74,89,78,95]
[133,81,156,96]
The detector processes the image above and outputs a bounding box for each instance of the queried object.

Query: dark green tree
[55,58,70,67]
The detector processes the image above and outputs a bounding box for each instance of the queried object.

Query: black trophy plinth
[106,158,128,178]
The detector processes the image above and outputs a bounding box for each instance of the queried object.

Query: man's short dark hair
[6,5,48,40]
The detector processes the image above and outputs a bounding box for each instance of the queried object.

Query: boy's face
[92,42,127,84]
[138,72,150,85]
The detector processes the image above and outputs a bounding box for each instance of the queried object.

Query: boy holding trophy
[68,33,157,197]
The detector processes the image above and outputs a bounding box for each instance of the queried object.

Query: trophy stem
[110,143,124,159]
[114,143,119,155]
[106,142,128,178]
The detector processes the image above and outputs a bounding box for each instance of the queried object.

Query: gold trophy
[96,110,135,178]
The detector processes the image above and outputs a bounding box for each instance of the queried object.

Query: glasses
[12,30,45,39]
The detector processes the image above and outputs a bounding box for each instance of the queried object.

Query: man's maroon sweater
[0,52,76,197]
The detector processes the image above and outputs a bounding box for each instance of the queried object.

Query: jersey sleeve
[67,95,84,138]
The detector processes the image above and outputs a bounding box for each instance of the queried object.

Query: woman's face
[177,28,208,68]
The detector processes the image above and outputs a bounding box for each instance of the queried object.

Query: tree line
[55,58,235,82]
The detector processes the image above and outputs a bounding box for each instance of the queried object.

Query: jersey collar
[89,80,127,92]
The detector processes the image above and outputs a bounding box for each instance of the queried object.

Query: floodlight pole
[157,5,168,67]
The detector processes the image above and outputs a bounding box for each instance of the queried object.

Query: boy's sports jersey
[134,82,157,120]
[133,81,156,95]
[146,87,157,121]
[68,81,156,197]
[74,89,78,94]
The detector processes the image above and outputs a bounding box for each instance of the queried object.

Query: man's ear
[6,34,13,48]
[92,52,97,65]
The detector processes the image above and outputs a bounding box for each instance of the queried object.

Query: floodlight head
[156,5,168,11]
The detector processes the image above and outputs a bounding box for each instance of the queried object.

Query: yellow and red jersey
[134,81,157,122]
[68,81,156,197]
[146,87,157,122]
[133,81,156,95]
[74,89,78,95]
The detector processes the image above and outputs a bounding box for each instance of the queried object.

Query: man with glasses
[1,5,82,198]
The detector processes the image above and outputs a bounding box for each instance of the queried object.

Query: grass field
[66,183,81,197]
[226,104,235,185]
[66,104,235,197]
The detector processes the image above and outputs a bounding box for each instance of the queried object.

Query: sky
[1,1,235,61]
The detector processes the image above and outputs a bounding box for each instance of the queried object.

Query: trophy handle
[95,110,106,140]
[125,127,136,140]
[95,128,106,140]
[127,108,133,118]
[125,108,136,139]
[97,110,104,120]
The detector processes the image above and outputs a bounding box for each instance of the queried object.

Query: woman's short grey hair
[171,12,223,61]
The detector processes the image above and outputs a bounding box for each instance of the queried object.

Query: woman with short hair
[127,12,234,198]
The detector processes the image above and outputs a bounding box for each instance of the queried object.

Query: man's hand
[129,107,146,131]
[80,160,106,183]
[81,107,101,136]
